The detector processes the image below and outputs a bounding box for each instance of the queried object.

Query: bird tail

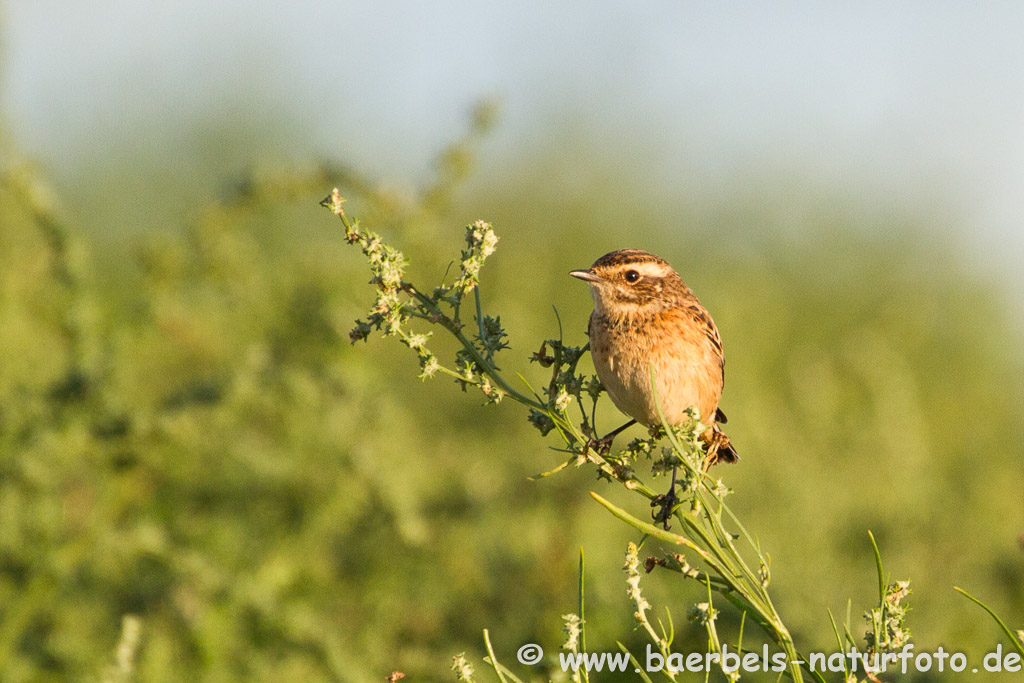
[703,424,739,465]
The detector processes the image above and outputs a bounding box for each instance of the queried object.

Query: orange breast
[589,309,723,428]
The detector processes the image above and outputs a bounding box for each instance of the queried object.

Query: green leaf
[867,530,885,604]
[954,587,1024,657]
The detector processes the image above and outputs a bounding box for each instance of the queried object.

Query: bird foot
[651,480,680,530]
[584,433,616,457]
[582,419,637,458]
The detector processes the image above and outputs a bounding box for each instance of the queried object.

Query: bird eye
[624,270,640,283]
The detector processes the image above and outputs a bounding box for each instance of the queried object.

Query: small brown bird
[570,249,737,464]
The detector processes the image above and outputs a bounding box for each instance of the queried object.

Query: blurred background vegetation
[2,3,1024,681]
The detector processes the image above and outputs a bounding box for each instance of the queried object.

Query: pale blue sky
[4,2,1023,302]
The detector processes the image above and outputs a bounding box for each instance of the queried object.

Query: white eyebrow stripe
[627,262,672,278]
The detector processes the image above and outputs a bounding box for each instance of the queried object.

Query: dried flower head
[624,542,650,623]
[451,653,475,681]
[864,580,912,653]
[687,602,719,626]
[562,613,583,652]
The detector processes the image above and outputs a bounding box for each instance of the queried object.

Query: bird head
[570,249,688,316]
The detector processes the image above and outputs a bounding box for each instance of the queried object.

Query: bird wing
[686,302,725,383]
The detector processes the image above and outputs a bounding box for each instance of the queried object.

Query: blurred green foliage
[1,107,1022,683]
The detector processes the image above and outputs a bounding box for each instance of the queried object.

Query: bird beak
[569,269,602,283]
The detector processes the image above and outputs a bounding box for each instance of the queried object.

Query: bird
[569,249,737,466]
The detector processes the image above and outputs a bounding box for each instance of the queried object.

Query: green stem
[408,285,544,410]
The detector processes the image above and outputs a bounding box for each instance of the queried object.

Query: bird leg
[654,436,725,528]
[585,419,637,456]
[651,464,680,530]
